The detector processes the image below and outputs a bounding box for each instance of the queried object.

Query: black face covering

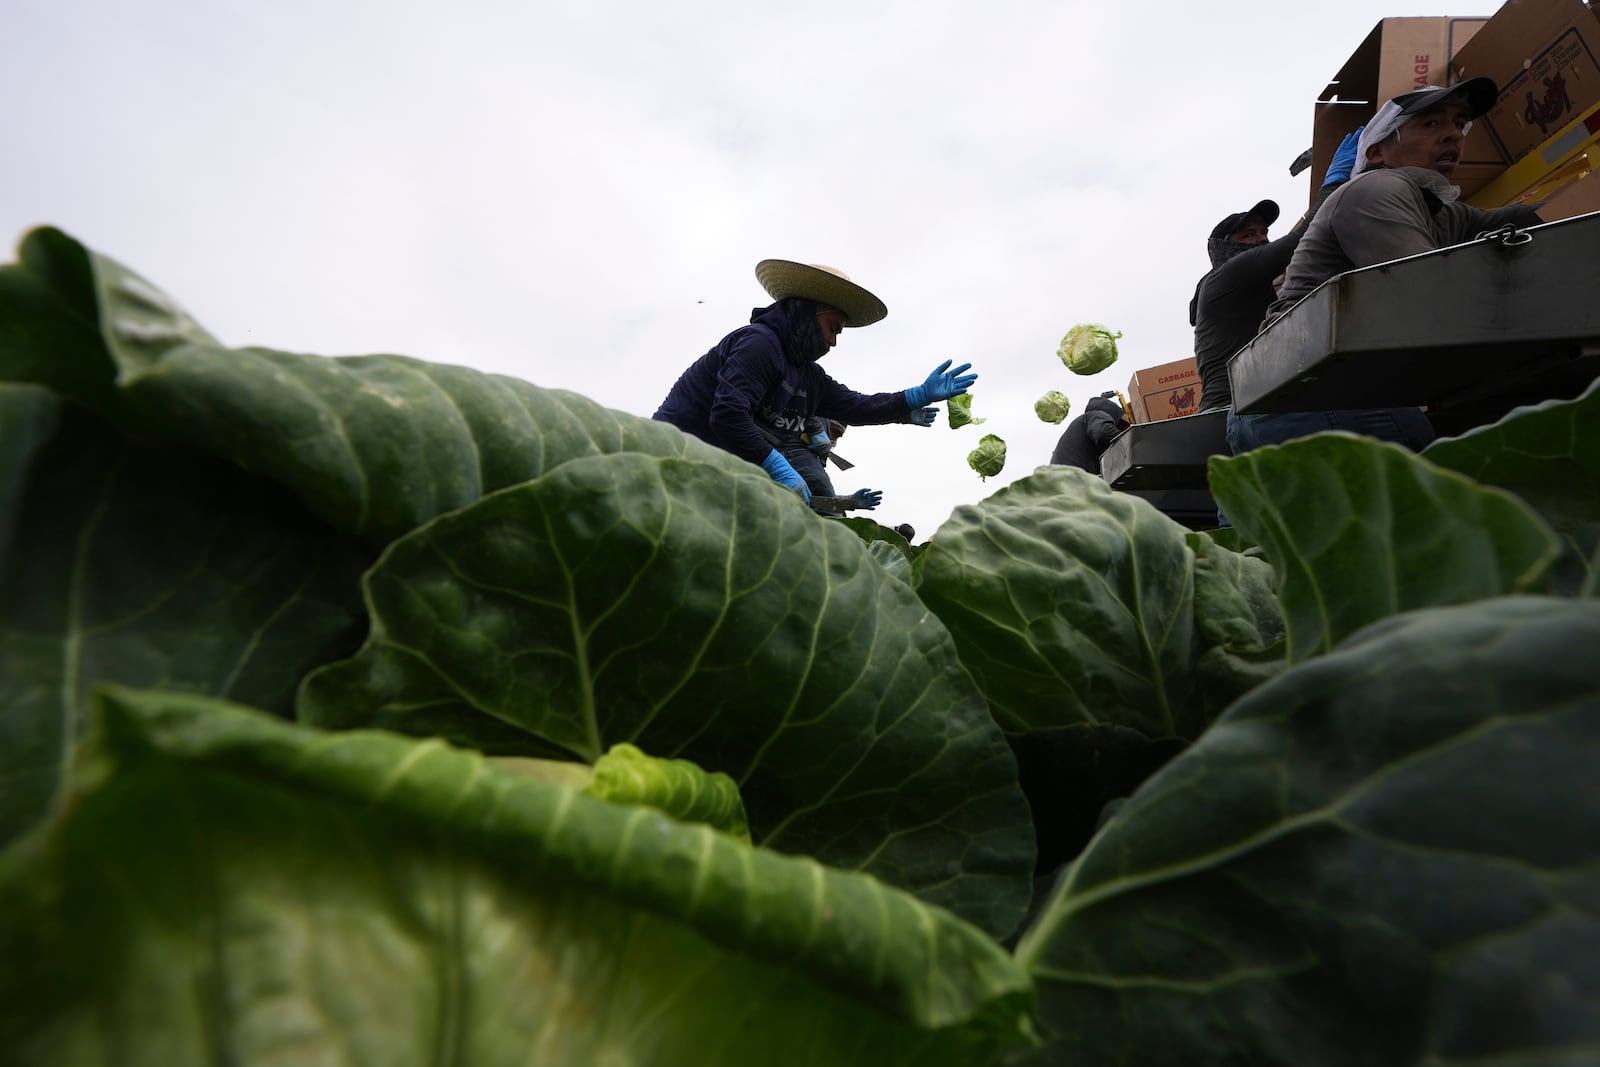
[1206,235,1259,269]
[776,298,830,364]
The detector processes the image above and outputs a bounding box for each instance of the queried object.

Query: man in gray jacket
[1229,77,1544,457]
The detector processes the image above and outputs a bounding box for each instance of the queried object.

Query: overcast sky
[4,0,1474,538]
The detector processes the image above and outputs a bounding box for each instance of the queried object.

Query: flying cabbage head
[1034,390,1071,424]
[1058,324,1122,375]
[966,434,1007,480]
[949,393,986,429]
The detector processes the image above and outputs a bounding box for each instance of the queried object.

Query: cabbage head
[1058,324,1122,375]
[967,434,1007,480]
[949,393,986,429]
[1034,390,1071,424]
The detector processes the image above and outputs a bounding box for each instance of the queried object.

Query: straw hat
[754,260,888,327]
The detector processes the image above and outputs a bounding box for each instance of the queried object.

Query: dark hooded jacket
[1049,394,1128,474]
[1190,183,1343,412]
[653,298,911,464]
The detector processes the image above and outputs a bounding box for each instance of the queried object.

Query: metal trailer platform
[1097,410,1228,530]
[1120,489,1222,531]
[1227,211,1600,436]
[1099,409,1228,491]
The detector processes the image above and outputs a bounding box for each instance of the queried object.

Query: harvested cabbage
[948,393,986,428]
[1034,390,1071,424]
[967,434,1007,480]
[1058,324,1122,375]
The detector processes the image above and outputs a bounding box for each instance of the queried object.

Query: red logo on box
[1525,70,1573,135]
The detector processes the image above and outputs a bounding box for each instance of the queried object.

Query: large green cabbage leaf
[914,466,1249,740]
[0,688,1035,1066]
[0,231,123,412]
[0,396,370,849]
[1209,432,1560,662]
[299,451,1036,938]
[837,517,919,583]
[0,230,1036,936]
[912,468,1289,873]
[1424,379,1600,594]
[0,384,59,563]
[1186,528,1288,712]
[1016,531,1283,868]
[0,227,756,549]
[1014,595,1600,1065]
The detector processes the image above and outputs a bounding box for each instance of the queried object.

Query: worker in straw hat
[653,259,978,509]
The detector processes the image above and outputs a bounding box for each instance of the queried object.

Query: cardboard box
[1467,97,1600,207]
[1308,16,1493,206]
[1449,0,1600,166]
[1454,105,1515,197]
[1532,164,1600,217]
[1126,358,1201,424]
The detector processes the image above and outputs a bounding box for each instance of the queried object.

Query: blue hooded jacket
[653,298,911,464]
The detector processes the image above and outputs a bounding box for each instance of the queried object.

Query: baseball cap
[1389,77,1497,121]
[1352,77,1498,176]
[1209,199,1280,241]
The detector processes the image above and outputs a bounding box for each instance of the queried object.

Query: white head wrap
[1352,101,1406,177]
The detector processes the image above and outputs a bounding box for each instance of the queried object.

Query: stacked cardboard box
[1308,0,1600,214]
[1467,99,1600,214]
[1126,358,1201,424]
[1308,16,1492,205]
[1452,0,1600,217]
[1451,0,1600,163]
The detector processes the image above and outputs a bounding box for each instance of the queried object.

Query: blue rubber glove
[904,359,978,409]
[849,487,883,511]
[760,448,811,503]
[1323,127,1363,187]
[906,406,938,427]
[806,424,832,456]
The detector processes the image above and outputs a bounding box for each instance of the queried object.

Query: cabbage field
[2,227,1596,1066]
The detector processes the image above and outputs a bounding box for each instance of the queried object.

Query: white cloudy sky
[3,0,1468,538]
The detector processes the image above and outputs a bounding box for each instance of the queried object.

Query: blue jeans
[1226,406,1436,456]
[780,441,838,513]
[1218,407,1435,529]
